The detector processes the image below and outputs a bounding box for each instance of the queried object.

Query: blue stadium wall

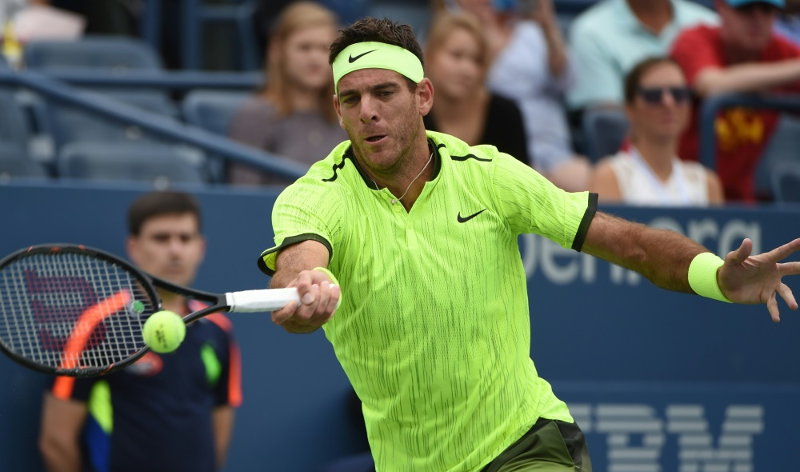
[0,182,798,472]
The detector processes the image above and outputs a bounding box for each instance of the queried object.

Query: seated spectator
[437,0,591,191]
[590,57,724,205]
[568,0,717,111]
[227,1,347,185]
[671,0,800,202]
[775,0,800,46]
[423,12,530,165]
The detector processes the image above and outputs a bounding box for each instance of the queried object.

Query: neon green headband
[332,41,424,95]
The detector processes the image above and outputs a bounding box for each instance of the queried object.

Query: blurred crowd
[2,0,800,205]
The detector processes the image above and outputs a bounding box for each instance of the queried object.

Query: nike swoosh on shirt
[457,209,486,223]
[348,50,377,63]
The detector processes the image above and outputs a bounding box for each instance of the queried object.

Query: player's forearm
[212,407,235,470]
[582,212,707,293]
[40,441,81,472]
[695,60,800,96]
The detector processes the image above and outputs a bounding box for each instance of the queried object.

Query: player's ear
[333,94,345,129]
[417,78,434,116]
[126,236,140,265]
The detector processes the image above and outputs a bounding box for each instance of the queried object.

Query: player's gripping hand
[271,269,341,333]
[718,238,800,323]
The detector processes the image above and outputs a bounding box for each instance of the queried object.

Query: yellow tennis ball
[143,310,186,353]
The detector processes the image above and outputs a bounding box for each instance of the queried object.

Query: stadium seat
[182,89,250,136]
[23,36,162,71]
[35,88,183,150]
[754,115,800,200]
[0,88,32,152]
[24,35,179,148]
[57,142,206,185]
[0,146,48,180]
[771,161,800,203]
[581,108,629,162]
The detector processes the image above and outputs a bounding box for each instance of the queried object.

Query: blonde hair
[424,12,490,73]
[263,2,338,122]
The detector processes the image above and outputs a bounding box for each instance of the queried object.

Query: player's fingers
[271,301,300,325]
[777,283,798,311]
[767,291,780,323]
[295,283,321,321]
[320,284,341,322]
[726,238,752,265]
[311,281,332,320]
[294,270,316,294]
[766,238,800,263]
[779,261,800,276]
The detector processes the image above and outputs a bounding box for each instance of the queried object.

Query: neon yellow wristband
[312,267,342,308]
[688,253,732,303]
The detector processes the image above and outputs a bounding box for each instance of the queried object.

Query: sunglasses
[637,86,693,105]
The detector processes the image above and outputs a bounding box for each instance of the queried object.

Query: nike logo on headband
[349,50,377,63]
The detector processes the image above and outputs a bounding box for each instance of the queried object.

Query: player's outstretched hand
[718,238,800,322]
[271,269,341,333]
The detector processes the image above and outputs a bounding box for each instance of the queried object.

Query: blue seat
[0,88,32,152]
[0,146,48,180]
[38,90,179,150]
[24,35,179,148]
[23,36,162,71]
[57,142,206,185]
[754,115,800,200]
[771,161,800,203]
[182,89,249,136]
[581,108,629,162]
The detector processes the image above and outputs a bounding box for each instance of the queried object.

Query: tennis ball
[143,310,186,353]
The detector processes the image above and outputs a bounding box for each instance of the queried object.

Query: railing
[0,68,307,180]
[38,70,262,90]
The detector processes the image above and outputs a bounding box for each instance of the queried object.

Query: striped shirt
[259,131,597,472]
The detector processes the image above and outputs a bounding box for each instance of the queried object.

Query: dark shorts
[481,418,592,472]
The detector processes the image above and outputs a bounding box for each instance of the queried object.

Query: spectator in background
[589,57,724,205]
[423,11,530,165]
[39,191,242,472]
[227,1,347,185]
[436,0,591,191]
[568,0,717,112]
[671,0,800,202]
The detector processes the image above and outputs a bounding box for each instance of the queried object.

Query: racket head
[0,244,161,377]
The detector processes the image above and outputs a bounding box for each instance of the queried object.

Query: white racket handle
[225,288,301,313]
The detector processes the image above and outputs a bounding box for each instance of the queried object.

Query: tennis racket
[0,243,299,377]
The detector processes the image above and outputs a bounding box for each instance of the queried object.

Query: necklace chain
[369,150,435,205]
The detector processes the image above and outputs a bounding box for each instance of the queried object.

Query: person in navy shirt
[38,191,242,472]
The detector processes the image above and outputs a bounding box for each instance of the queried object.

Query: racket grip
[225,288,301,313]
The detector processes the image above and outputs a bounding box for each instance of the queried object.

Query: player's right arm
[270,240,341,334]
[39,392,87,472]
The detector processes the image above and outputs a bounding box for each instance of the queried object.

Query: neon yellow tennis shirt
[258,131,597,472]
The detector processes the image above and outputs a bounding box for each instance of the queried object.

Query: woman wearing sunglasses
[589,57,724,206]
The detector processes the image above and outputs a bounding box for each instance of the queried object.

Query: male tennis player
[258,18,800,472]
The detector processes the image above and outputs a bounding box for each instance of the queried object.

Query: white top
[487,20,575,173]
[608,148,710,206]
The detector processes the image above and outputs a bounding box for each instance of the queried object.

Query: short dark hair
[623,56,684,104]
[127,191,202,236]
[329,17,424,91]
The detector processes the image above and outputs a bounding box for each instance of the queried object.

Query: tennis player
[258,18,800,472]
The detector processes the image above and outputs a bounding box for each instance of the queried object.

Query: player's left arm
[212,406,235,470]
[582,211,800,321]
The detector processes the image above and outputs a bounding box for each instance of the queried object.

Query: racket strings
[0,252,156,372]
